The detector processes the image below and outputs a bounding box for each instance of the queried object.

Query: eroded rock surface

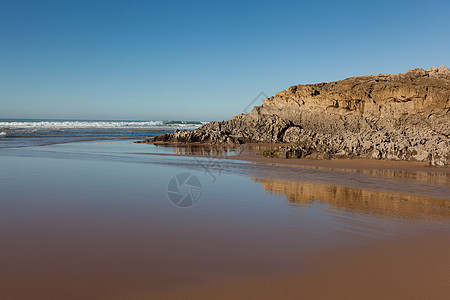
[149,66,450,166]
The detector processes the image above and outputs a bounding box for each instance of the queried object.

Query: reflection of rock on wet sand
[348,169,450,187]
[253,177,450,221]
[154,143,234,156]
[154,143,278,156]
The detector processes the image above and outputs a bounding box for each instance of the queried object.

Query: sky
[1,0,449,121]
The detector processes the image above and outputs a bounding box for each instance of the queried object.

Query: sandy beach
[0,141,449,299]
[135,233,450,300]
[129,144,450,299]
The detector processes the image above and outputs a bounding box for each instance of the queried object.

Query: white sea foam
[0,120,203,130]
[0,131,8,137]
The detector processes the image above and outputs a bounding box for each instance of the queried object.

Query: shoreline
[143,141,450,173]
[136,142,450,207]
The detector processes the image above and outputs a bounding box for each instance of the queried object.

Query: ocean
[0,118,205,148]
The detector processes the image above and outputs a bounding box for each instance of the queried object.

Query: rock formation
[148,65,450,166]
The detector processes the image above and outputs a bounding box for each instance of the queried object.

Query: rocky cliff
[150,65,450,166]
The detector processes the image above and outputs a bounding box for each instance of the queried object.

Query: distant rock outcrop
[148,66,450,166]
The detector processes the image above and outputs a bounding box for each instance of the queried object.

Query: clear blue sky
[1,0,449,121]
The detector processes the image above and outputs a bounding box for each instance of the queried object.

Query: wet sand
[0,141,449,299]
[134,233,450,300]
[148,142,449,172]
[132,144,450,298]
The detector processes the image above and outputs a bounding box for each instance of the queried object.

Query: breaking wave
[0,120,205,130]
[0,119,208,147]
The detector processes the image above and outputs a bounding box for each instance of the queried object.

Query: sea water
[0,118,205,148]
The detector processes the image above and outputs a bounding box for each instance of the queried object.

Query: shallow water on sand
[0,140,449,299]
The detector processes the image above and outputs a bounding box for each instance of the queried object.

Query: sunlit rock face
[151,66,450,166]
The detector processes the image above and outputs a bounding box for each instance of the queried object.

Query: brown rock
[148,66,450,166]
